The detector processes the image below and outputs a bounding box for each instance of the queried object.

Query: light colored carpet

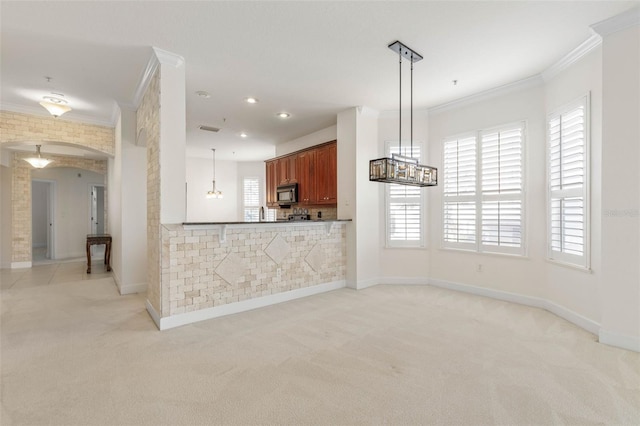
[1,277,638,425]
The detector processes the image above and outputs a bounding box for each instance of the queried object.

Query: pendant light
[40,95,71,118]
[206,148,223,199]
[23,145,54,168]
[369,41,437,187]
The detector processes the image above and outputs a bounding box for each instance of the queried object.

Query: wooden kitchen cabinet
[316,142,337,205]
[296,149,316,205]
[277,154,297,185]
[266,159,278,207]
[265,140,336,208]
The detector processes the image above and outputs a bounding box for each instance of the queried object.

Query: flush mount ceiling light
[39,94,71,118]
[206,148,223,199]
[240,132,248,138]
[369,41,437,187]
[245,97,259,104]
[23,145,54,168]
[276,112,290,119]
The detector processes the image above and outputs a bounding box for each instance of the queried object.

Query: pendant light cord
[398,49,402,155]
[410,58,414,159]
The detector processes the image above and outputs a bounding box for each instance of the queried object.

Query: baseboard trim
[157,280,346,330]
[382,277,431,286]
[356,277,380,290]
[120,282,147,295]
[599,329,640,352]
[145,299,161,330]
[542,299,600,335]
[428,278,601,336]
[11,261,32,269]
[111,269,146,295]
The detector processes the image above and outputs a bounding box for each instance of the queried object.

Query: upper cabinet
[266,159,278,207]
[297,149,316,205]
[277,154,297,185]
[315,142,337,204]
[265,140,337,208]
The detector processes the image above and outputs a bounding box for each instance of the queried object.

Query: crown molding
[378,108,429,119]
[131,49,160,109]
[356,105,380,118]
[152,47,185,68]
[428,74,543,116]
[542,33,602,82]
[131,47,185,109]
[0,103,115,127]
[591,6,640,37]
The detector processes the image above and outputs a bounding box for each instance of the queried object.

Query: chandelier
[369,41,437,187]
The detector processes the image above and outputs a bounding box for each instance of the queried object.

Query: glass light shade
[206,180,223,199]
[369,155,437,187]
[39,100,72,118]
[23,157,54,168]
[22,145,53,168]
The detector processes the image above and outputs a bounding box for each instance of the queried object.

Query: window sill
[438,247,530,260]
[546,258,592,274]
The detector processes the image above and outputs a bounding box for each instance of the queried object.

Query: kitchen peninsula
[152,219,350,330]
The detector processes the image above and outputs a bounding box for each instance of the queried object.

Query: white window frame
[442,122,527,256]
[385,141,426,248]
[546,94,590,269]
[243,176,260,222]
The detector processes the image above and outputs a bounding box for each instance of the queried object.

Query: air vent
[199,125,220,132]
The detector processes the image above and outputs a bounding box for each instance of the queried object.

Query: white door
[90,185,105,258]
[90,185,105,235]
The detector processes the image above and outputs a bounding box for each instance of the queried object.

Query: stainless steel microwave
[276,183,298,206]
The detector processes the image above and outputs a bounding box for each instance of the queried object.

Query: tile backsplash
[275,207,337,220]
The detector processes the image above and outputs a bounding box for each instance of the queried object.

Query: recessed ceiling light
[277,112,290,119]
[245,97,259,104]
[240,132,248,138]
[196,91,211,98]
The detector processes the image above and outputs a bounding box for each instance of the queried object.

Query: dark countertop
[182,219,351,226]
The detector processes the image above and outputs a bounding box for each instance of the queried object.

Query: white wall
[428,83,547,299]
[598,24,640,349]
[276,125,337,156]
[378,112,431,280]
[0,164,12,268]
[108,107,148,294]
[186,157,238,222]
[31,167,104,259]
[544,47,603,323]
[31,181,48,247]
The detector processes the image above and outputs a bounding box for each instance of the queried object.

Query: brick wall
[10,152,107,263]
[1,109,114,265]
[136,69,162,312]
[161,223,347,316]
[0,111,115,156]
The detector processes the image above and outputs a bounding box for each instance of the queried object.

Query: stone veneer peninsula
[147,220,350,330]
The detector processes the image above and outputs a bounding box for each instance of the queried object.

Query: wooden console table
[86,234,112,274]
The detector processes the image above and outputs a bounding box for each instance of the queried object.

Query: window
[386,142,425,247]
[443,122,525,255]
[547,95,589,268]
[243,177,260,222]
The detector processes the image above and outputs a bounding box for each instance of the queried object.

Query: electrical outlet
[277,268,282,279]
[476,264,483,272]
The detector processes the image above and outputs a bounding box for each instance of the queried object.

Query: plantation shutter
[480,126,524,253]
[243,177,260,222]
[386,143,424,247]
[548,97,588,265]
[443,135,477,247]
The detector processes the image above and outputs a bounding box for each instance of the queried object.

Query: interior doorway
[89,184,106,260]
[90,184,105,235]
[31,179,56,262]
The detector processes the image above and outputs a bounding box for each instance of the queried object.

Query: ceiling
[1,1,636,161]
